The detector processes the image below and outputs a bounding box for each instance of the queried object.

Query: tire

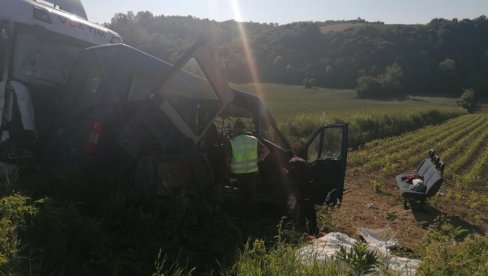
[282,183,301,221]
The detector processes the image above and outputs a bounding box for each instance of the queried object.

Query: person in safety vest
[226,119,269,213]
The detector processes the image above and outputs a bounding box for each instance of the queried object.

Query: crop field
[350,114,488,180]
[232,83,463,122]
[232,83,466,149]
[348,114,488,226]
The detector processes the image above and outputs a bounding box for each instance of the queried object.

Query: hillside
[109,13,488,98]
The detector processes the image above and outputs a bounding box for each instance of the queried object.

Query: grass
[232,83,465,149]
[232,239,345,275]
[231,83,462,122]
[418,219,488,275]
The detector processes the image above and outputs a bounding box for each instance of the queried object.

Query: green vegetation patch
[232,83,462,122]
[232,83,464,149]
[418,220,488,275]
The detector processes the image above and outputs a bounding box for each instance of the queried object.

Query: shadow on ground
[412,205,485,235]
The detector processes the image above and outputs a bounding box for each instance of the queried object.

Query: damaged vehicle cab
[0,0,121,166]
[47,40,349,216]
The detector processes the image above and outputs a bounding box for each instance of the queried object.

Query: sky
[82,0,488,25]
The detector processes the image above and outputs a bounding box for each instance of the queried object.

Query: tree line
[108,12,488,99]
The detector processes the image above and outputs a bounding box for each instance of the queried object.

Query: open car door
[300,124,348,207]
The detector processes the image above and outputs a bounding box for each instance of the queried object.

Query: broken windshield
[162,58,221,135]
[12,29,84,87]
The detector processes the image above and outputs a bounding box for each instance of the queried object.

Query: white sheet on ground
[297,230,421,275]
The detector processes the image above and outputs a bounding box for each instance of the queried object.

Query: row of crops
[350,114,488,191]
[349,114,488,222]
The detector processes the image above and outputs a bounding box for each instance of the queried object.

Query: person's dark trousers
[300,198,318,235]
[235,172,257,215]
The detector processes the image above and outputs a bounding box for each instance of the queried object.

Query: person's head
[233,119,245,134]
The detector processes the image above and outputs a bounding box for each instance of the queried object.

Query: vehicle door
[300,124,348,206]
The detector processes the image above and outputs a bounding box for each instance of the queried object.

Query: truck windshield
[163,58,221,135]
[12,29,84,87]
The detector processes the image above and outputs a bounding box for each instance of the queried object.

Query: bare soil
[326,171,487,252]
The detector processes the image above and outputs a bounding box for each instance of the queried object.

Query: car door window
[320,128,343,159]
[307,132,321,162]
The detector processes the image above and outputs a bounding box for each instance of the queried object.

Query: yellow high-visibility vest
[229,134,258,174]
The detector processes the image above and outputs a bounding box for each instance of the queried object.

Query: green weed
[152,249,196,276]
[336,241,380,275]
[418,221,488,275]
[371,178,383,193]
[0,194,37,272]
[232,238,345,275]
[383,210,398,222]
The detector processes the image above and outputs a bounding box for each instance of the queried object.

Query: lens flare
[230,0,263,97]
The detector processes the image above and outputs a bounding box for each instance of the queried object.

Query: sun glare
[230,0,263,98]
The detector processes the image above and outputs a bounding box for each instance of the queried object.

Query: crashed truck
[0,0,121,164]
[46,39,349,216]
[1,1,349,217]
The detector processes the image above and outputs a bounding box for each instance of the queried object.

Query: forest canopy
[108,12,488,98]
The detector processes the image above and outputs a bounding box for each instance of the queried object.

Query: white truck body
[0,0,121,166]
[0,0,120,45]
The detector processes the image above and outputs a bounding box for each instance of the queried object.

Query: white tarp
[297,230,421,275]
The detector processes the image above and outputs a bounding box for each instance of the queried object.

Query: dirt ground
[326,171,487,252]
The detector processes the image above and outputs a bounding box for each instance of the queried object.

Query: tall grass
[0,193,38,273]
[232,239,345,275]
[3,175,488,275]
[417,220,488,275]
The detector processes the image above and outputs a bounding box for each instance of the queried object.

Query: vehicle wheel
[282,184,301,221]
